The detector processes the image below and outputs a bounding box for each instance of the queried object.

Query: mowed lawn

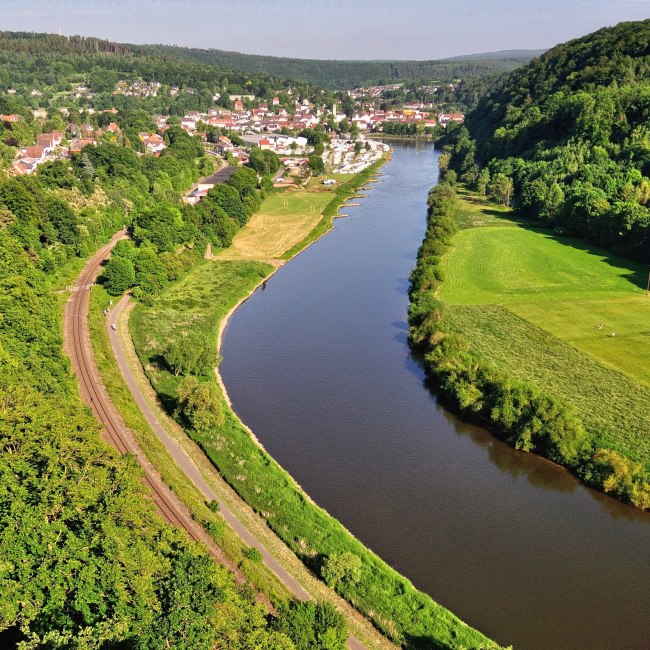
[217,190,334,262]
[439,226,650,387]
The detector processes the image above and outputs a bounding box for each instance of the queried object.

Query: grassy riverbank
[409,181,650,509]
[129,161,503,649]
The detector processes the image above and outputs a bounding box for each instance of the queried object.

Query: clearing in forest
[439,221,650,388]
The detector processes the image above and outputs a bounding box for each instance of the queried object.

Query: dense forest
[139,43,543,89]
[443,20,650,262]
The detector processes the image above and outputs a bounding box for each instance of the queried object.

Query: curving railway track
[64,231,200,542]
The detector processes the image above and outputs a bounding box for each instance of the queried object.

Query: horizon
[3,0,650,60]
[3,27,547,63]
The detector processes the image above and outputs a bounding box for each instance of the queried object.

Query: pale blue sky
[3,0,650,59]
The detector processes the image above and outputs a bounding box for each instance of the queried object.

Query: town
[2,77,464,178]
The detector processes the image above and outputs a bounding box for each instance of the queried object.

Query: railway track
[64,233,374,650]
[65,232,200,542]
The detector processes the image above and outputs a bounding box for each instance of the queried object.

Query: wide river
[221,141,650,650]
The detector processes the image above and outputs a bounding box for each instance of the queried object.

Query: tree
[102,255,135,295]
[134,247,168,295]
[176,376,224,433]
[490,173,514,208]
[308,155,325,175]
[248,148,280,176]
[476,168,490,197]
[164,334,218,377]
[207,184,249,226]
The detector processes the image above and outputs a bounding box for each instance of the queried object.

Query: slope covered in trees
[0,183,294,648]
[138,44,543,89]
[0,31,322,119]
[449,20,650,261]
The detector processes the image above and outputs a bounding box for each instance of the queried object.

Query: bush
[321,552,361,589]
[270,601,347,650]
[176,377,224,434]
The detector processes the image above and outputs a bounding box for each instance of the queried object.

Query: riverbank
[409,180,650,509]
[128,157,503,649]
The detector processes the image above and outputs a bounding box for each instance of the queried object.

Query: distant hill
[135,43,544,89]
[446,49,546,61]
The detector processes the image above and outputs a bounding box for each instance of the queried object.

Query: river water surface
[220,142,650,650]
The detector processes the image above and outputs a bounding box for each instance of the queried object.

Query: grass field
[439,223,650,388]
[217,190,337,262]
[453,186,521,229]
[437,189,650,471]
[444,304,650,468]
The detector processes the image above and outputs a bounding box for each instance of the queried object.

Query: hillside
[446,19,650,261]
[137,43,543,88]
[0,31,320,115]
[0,34,347,644]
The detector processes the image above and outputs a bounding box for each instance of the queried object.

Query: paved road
[64,233,367,649]
[109,293,311,602]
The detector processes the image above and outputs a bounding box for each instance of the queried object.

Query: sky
[3,0,650,60]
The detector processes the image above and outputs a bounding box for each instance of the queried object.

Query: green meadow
[439,222,650,388]
[438,191,650,470]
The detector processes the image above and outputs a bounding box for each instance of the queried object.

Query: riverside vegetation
[129,160,503,650]
[422,19,650,508]
[408,177,650,509]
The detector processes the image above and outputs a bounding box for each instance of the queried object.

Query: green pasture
[439,225,650,387]
[445,304,650,468]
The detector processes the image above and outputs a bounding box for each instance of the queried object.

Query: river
[220,141,650,650]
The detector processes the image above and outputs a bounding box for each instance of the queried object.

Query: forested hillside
[138,44,543,89]
[0,31,321,117]
[445,20,650,261]
[0,35,349,647]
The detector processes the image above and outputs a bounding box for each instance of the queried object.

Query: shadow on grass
[545,231,649,290]
[457,190,647,289]
[403,633,446,649]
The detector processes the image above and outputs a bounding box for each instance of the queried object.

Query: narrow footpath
[64,233,371,650]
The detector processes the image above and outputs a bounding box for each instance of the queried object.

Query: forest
[140,43,542,89]
[442,20,650,262]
